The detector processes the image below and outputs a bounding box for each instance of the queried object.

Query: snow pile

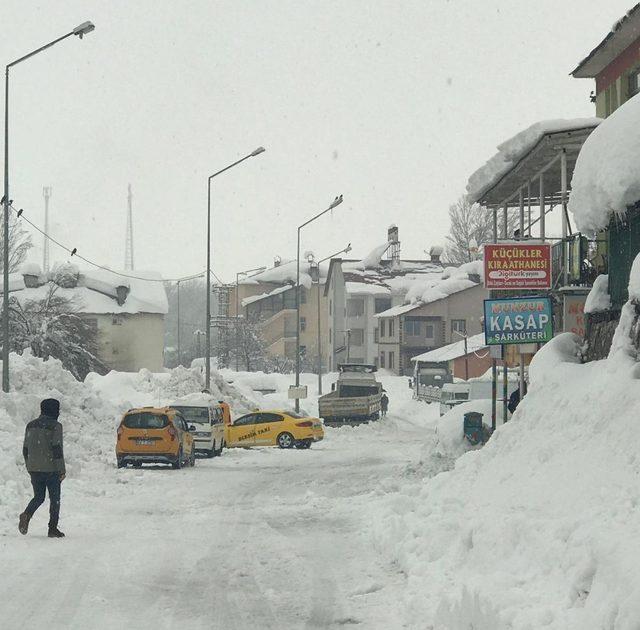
[570,96,640,232]
[0,352,121,531]
[468,118,601,204]
[373,325,640,628]
[86,365,256,417]
[584,274,611,313]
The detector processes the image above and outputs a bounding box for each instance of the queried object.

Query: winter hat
[40,398,60,419]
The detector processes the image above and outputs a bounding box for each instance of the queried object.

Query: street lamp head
[329,194,343,210]
[344,243,352,254]
[251,146,266,157]
[73,21,96,38]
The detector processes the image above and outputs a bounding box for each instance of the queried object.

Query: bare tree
[444,195,517,264]
[1,213,32,274]
[8,284,106,380]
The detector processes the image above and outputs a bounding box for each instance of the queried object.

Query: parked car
[116,407,196,469]
[170,401,226,458]
[225,410,324,449]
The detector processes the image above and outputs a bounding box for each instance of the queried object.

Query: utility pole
[124,183,134,271]
[42,186,51,273]
[176,280,181,366]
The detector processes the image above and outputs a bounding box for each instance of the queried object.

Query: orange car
[116,406,196,469]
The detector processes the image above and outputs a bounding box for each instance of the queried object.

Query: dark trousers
[25,472,61,528]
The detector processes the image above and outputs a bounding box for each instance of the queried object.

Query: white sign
[288,386,308,400]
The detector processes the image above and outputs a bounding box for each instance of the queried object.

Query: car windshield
[123,412,169,429]
[171,406,209,424]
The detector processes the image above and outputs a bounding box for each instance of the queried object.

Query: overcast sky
[0,0,632,282]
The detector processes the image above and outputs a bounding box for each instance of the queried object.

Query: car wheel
[189,449,196,467]
[277,432,294,449]
[117,458,125,469]
[132,461,142,468]
[294,439,312,449]
[172,448,183,469]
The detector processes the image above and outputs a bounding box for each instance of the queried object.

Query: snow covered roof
[411,333,487,363]
[238,259,327,291]
[4,267,168,315]
[242,284,292,307]
[569,95,640,232]
[467,119,602,205]
[375,261,483,317]
[572,4,640,78]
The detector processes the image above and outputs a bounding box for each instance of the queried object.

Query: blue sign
[484,297,553,345]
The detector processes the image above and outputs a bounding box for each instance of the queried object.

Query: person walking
[380,392,389,418]
[19,399,66,538]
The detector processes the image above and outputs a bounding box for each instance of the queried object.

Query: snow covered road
[1,416,429,630]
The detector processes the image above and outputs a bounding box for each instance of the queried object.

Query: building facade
[376,283,487,375]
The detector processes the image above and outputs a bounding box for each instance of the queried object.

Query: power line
[9,203,226,285]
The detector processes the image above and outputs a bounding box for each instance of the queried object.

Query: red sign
[484,243,552,290]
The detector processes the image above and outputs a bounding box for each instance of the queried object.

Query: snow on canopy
[241,284,292,307]
[467,118,602,203]
[569,95,640,232]
[411,333,487,363]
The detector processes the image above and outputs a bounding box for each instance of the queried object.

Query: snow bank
[0,353,121,531]
[373,324,640,628]
[584,274,611,313]
[468,118,601,204]
[569,96,640,232]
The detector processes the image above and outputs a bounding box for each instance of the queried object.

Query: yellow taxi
[116,406,196,469]
[225,410,324,449]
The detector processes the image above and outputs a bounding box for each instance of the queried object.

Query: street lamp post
[3,21,95,393]
[313,244,351,395]
[205,147,265,391]
[235,265,266,371]
[295,195,343,412]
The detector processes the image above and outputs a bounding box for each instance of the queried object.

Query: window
[374,327,379,342]
[451,319,466,335]
[123,412,168,429]
[329,299,332,315]
[112,315,124,326]
[257,413,283,424]
[350,328,364,346]
[329,328,332,343]
[629,68,640,98]
[299,287,307,304]
[404,320,421,336]
[389,351,395,370]
[380,352,385,368]
[425,324,434,338]
[389,320,395,336]
[374,298,391,314]
[300,316,306,332]
[300,345,307,357]
[379,320,385,338]
[234,414,257,426]
[347,298,365,317]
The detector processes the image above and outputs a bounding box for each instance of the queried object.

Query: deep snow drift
[373,328,640,629]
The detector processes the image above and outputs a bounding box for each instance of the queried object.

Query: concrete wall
[86,312,165,372]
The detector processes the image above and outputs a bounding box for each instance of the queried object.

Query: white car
[170,399,226,458]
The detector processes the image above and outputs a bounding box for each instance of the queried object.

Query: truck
[318,364,383,427]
